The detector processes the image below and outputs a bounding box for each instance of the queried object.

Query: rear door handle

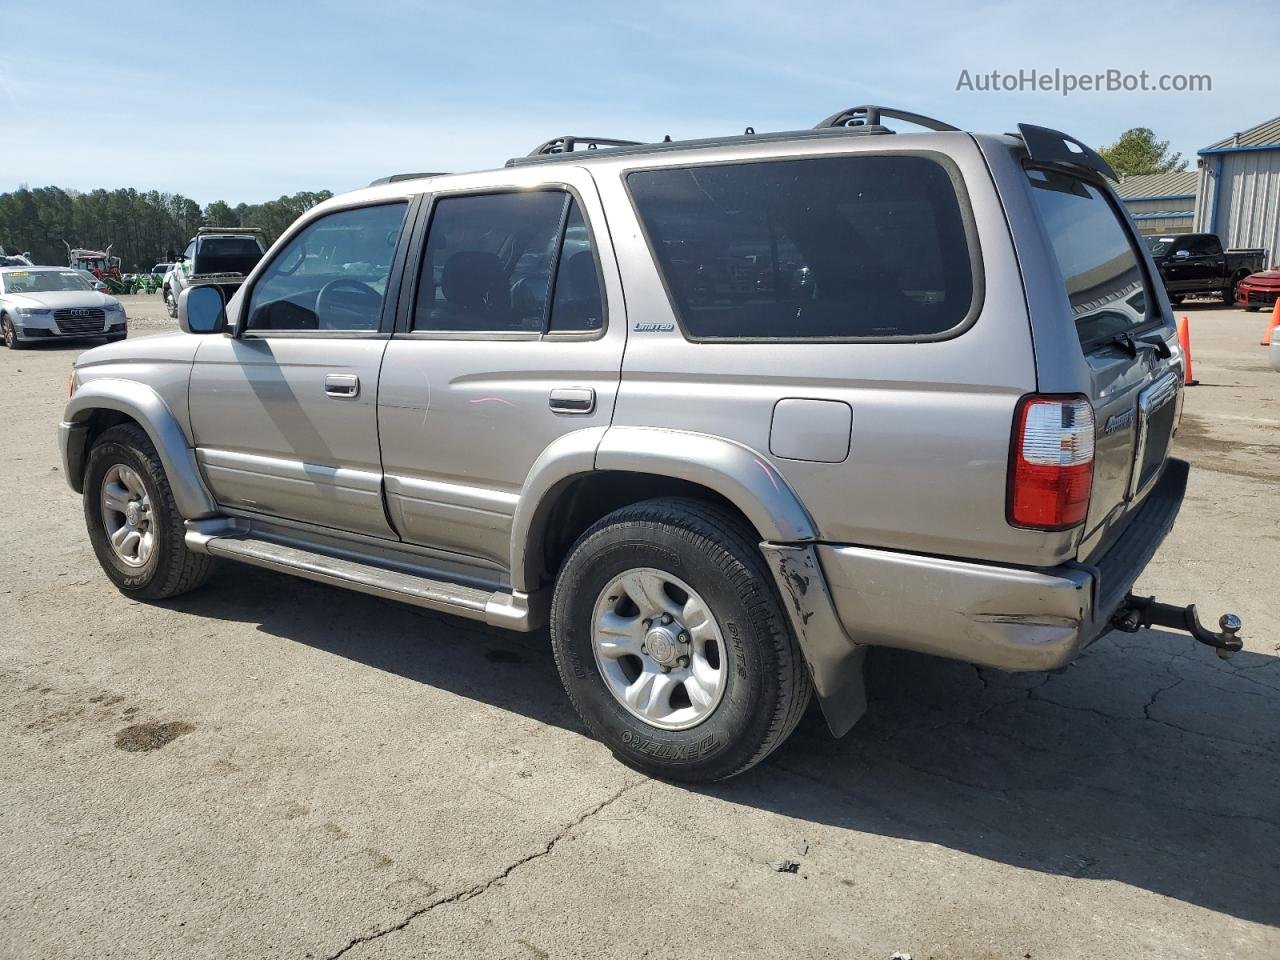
[324,374,359,398]
[549,387,595,414]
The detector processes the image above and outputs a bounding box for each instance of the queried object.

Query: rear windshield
[1027,169,1152,346]
[627,155,976,340]
[197,237,263,275]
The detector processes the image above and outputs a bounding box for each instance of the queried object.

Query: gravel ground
[0,295,1277,959]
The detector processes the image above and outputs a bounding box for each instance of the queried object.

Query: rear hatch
[1023,167,1182,560]
[194,236,264,277]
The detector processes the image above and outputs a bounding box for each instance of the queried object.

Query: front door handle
[549,387,595,415]
[325,374,360,399]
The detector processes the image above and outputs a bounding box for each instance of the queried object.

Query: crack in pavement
[322,780,641,960]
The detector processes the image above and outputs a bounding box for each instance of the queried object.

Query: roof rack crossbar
[815,105,960,133]
[527,135,645,157]
[1015,123,1119,182]
[197,226,266,235]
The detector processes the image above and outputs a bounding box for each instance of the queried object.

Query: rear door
[376,167,625,575]
[1023,168,1181,559]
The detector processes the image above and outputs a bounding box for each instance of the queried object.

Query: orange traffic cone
[1260,298,1280,347]
[1178,315,1198,386]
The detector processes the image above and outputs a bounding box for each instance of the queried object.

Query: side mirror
[178,286,227,335]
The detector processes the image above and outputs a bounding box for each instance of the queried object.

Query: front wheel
[551,498,811,782]
[83,423,215,600]
[2,314,27,350]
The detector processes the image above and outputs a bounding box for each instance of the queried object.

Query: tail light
[1008,394,1095,530]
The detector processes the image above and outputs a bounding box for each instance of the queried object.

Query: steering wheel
[314,279,381,330]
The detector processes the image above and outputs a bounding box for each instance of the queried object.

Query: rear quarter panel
[593,133,1076,567]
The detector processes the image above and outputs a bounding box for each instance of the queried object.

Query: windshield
[1026,169,1153,348]
[1146,237,1175,257]
[2,270,94,294]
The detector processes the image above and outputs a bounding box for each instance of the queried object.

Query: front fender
[61,378,218,519]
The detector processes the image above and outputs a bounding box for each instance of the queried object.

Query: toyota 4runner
[59,107,1241,781]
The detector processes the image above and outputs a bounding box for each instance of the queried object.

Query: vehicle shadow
[162,565,1280,928]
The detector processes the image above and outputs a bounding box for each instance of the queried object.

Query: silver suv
[58,106,1241,781]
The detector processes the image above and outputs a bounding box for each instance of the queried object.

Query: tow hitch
[1112,594,1244,658]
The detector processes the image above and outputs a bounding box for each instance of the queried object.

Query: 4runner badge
[1103,409,1135,435]
[633,322,675,332]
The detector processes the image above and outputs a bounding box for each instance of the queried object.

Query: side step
[185,528,545,631]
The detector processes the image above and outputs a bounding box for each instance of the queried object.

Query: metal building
[1194,116,1280,263]
[1115,171,1199,235]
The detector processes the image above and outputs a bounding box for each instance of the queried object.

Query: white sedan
[0,266,128,349]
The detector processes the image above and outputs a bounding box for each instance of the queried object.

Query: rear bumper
[820,457,1188,672]
[764,459,1188,733]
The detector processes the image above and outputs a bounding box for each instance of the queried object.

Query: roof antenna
[744,126,755,135]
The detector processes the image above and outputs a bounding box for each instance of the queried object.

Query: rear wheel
[163,287,177,319]
[550,498,811,782]
[83,424,215,600]
[1224,274,1247,305]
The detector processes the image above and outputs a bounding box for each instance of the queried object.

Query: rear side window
[627,154,976,340]
[1026,170,1152,347]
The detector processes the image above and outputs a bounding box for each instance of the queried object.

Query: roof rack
[1014,123,1119,182]
[527,136,645,157]
[197,226,265,235]
[815,105,960,132]
[368,172,450,186]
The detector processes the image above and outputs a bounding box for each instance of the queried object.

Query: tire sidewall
[553,524,778,780]
[84,437,166,591]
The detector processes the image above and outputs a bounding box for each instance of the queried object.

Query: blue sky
[3,0,1274,204]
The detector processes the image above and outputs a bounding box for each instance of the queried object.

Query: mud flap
[760,542,868,737]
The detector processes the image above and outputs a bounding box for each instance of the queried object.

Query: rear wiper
[1100,330,1172,360]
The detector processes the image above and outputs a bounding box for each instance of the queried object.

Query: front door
[377,169,625,576]
[189,200,414,538]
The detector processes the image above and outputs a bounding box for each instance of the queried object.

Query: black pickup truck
[1145,233,1267,305]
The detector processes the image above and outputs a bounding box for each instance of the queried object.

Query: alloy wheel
[591,567,728,730]
[100,463,155,568]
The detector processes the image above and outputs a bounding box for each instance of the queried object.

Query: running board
[185,526,546,631]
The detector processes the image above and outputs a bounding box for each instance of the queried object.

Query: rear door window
[627,154,977,340]
[1026,169,1154,347]
[413,191,604,335]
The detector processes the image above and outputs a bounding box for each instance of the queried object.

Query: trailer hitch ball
[1217,613,1243,659]
[1113,595,1244,658]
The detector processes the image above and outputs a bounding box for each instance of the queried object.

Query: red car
[1236,268,1280,311]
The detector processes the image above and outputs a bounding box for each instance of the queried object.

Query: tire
[83,423,215,600]
[1169,294,1184,305]
[163,287,177,319]
[2,314,27,350]
[551,497,812,782]
[1223,275,1246,305]
[1245,305,1261,313]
